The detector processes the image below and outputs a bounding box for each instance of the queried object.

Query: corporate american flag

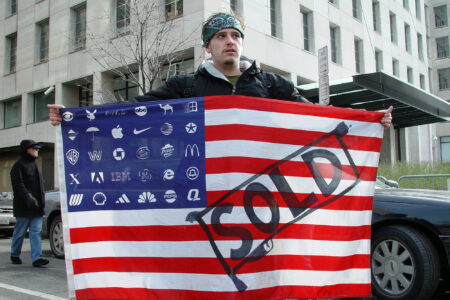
[58,95,384,299]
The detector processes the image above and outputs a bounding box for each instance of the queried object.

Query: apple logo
[112,125,124,139]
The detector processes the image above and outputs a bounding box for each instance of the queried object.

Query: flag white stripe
[205,109,383,138]
[70,239,369,259]
[206,173,376,194]
[67,208,372,228]
[73,269,370,291]
[206,141,381,167]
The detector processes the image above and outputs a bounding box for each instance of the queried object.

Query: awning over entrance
[297,72,450,129]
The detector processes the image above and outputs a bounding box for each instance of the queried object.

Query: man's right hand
[47,104,65,126]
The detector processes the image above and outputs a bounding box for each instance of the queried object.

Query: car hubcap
[52,221,64,254]
[372,239,415,295]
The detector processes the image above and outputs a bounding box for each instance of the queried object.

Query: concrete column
[93,71,114,105]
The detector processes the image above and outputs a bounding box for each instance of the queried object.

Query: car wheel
[371,225,440,300]
[49,215,65,258]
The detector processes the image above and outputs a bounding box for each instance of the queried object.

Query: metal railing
[398,174,450,191]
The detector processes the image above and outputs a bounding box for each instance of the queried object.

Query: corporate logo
[112,125,124,139]
[163,169,175,181]
[93,192,107,205]
[106,110,126,116]
[185,144,200,157]
[111,171,131,182]
[69,173,80,185]
[133,127,151,135]
[186,167,199,180]
[136,146,150,159]
[159,103,173,115]
[164,190,177,203]
[138,169,152,182]
[185,101,198,113]
[88,150,102,161]
[62,112,73,122]
[187,189,201,201]
[86,109,97,121]
[66,149,79,165]
[68,129,78,141]
[91,172,104,184]
[113,148,125,161]
[161,144,175,158]
[138,192,156,203]
[69,194,83,206]
[135,106,147,116]
[86,127,100,141]
[185,122,197,134]
[160,123,173,136]
[116,194,130,204]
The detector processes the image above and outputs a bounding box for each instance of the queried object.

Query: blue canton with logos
[60,98,206,212]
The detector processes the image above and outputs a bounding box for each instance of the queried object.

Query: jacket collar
[197,57,260,82]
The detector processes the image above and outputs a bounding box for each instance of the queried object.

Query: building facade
[429,0,450,161]
[0,0,441,191]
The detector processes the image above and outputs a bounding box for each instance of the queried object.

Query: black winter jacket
[10,148,45,217]
[135,60,310,103]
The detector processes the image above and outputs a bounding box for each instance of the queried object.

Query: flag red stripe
[206,190,374,211]
[72,254,369,274]
[206,157,378,181]
[69,224,370,243]
[75,284,371,300]
[205,124,382,151]
[205,95,383,123]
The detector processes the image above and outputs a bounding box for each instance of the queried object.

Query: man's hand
[47,104,65,126]
[379,106,393,129]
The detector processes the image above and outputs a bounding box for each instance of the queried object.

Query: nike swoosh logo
[133,127,152,134]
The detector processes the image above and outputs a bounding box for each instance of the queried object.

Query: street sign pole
[318,46,330,105]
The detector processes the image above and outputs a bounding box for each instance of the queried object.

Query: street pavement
[0,233,69,300]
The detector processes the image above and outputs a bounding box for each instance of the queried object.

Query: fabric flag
[57,95,385,299]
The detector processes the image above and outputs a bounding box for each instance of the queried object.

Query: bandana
[203,14,244,46]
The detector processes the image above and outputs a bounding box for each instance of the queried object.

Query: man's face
[205,28,243,68]
[27,147,39,158]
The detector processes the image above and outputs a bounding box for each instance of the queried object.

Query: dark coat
[135,60,310,103]
[10,146,45,217]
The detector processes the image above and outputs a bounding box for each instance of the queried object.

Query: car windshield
[375,178,392,189]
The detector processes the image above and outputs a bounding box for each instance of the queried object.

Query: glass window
[434,5,448,28]
[113,72,139,102]
[417,33,424,61]
[7,33,17,73]
[419,74,425,89]
[354,38,363,73]
[79,84,93,107]
[407,67,413,83]
[353,0,361,20]
[375,49,383,72]
[4,98,21,128]
[74,5,86,50]
[266,0,278,37]
[330,25,340,64]
[438,68,450,90]
[116,0,130,33]
[441,136,450,162]
[39,21,49,63]
[329,0,338,5]
[390,12,397,44]
[301,9,313,52]
[165,0,183,21]
[403,0,409,10]
[372,1,381,32]
[392,58,399,77]
[436,36,449,58]
[10,0,17,15]
[161,58,194,82]
[415,0,421,20]
[34,91,54,122]
[404,23,411,53]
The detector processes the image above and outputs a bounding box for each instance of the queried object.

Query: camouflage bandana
[203,14,244,46]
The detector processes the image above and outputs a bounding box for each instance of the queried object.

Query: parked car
[42,190,64,258]
[0,192,15,236]
[42,183,450,299]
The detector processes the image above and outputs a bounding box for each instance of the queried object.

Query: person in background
[48,12,393,127]
[10,139,49,267]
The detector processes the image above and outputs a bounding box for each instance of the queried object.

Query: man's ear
[205,44,211,54]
